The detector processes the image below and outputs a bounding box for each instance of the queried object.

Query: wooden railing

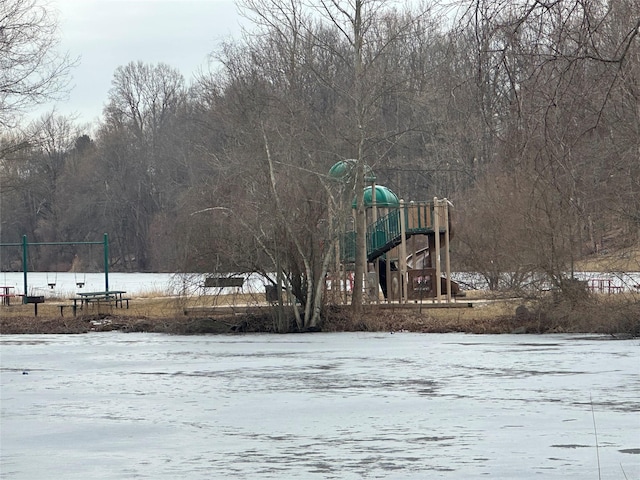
[341,201,446,262]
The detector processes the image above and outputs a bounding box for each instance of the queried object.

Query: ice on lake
[1,332,638,479]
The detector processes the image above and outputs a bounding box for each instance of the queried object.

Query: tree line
[1,0,638,326]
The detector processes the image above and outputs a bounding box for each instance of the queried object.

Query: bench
[81,296,115,309]
[58,300,127,317]
[0,286,16,306]
[203,277,245,288]
[0,293,16,306]
[116,297,131,309]
[70,295,113,314]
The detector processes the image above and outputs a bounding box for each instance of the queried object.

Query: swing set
[46,269,85,288]
[0,234,110,304]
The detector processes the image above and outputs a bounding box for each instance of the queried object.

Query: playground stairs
[342,201,448,263]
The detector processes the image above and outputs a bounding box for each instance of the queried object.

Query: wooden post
[371,183,379,303]
[386,250,392,303]
[444,199,452,303]
[434,197,441,303]
[411,232,416,269]
[399,200,408,304]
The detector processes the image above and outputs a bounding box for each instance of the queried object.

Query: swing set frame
[0,233,110,304]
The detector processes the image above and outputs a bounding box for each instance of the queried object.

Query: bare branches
[0,0,76,128]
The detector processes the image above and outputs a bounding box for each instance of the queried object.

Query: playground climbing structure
[327,160,458,304]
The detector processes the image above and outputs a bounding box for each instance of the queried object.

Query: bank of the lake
[1,293,639,336]
[1,271,639,335]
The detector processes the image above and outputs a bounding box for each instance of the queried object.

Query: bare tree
[450,0,640,297]
[192,2,336,329]
[292,0,437,312]
[197,0,438,325]
[95,62,188,270]
[0,0,75,129]
[0,112,87,270]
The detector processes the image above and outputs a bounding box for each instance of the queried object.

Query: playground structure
[327,160,459,305]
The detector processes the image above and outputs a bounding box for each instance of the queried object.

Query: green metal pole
[104,233,109,292]
[22,235,28,304]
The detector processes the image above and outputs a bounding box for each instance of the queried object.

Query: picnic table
[0,286,16,306]
[71,291,130,311]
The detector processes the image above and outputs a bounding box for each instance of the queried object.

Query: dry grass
[0,292,262,319]
[575,244,640,272]
[1,290,638,336]
[537,292,640,336]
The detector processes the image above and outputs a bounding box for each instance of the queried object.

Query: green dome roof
[352,185,399,208]
[328,159,376,183]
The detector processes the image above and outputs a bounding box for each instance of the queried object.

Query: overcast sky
[40,0,244,125]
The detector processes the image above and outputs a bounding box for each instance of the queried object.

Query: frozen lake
[1,332,638,479]
[0,272,216,298]
[0,272,269,298]
[1,271,639,298]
